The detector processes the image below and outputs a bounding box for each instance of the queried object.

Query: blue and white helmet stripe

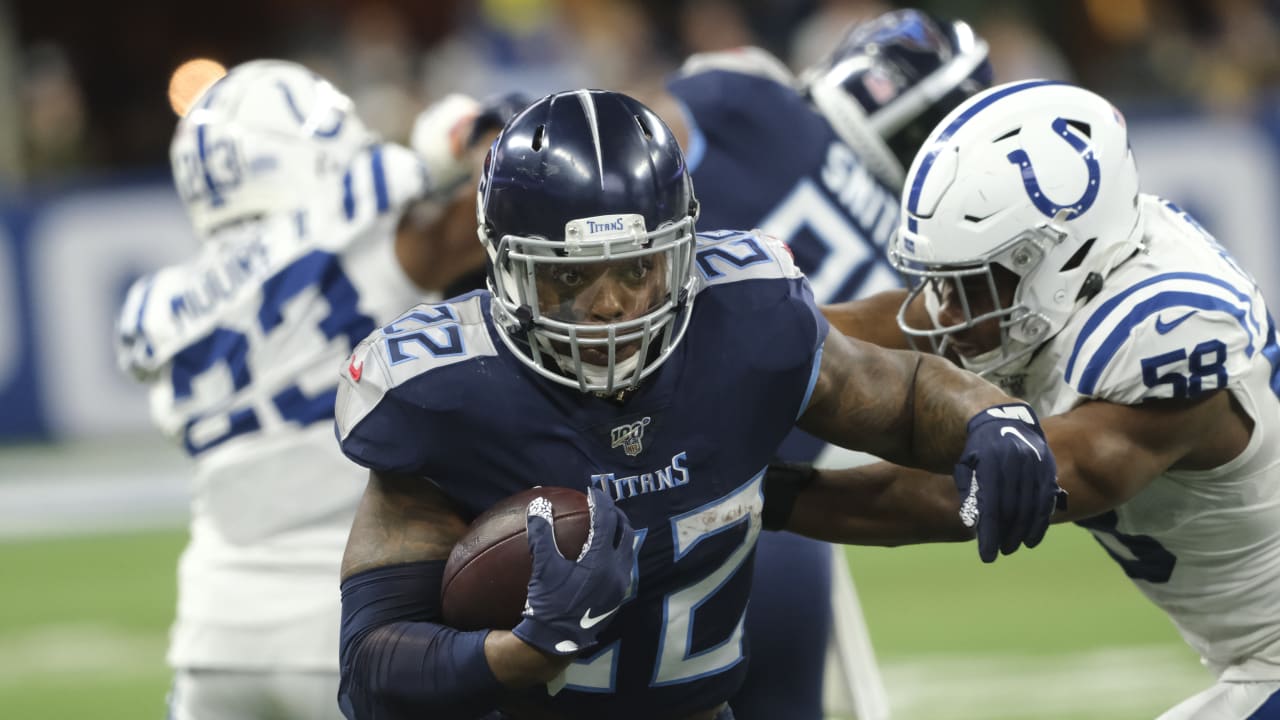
[905,79,1065,233]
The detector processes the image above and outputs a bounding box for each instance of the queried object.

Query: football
[441,486,591,630]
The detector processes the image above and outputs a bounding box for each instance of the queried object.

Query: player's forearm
[340,562,571,719]
[484,630,574,686]
[1039,413,1162,523]
[787,462,971,545]
[908,354,1019,472]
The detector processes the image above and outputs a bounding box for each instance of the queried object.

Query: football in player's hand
[442,486,591,630]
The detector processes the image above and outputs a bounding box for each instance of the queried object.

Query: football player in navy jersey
[643,9,993,718]
[333,89,1062,720]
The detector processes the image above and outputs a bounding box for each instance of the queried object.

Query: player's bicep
[796,327,917,463]
[341,470,470,580]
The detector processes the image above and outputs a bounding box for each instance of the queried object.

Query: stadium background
[2,0,1278,717]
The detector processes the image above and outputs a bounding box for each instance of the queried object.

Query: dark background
[6,0,1279,183]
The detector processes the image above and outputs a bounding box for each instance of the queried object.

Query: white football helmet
[169,59,376,238]
[890,80,1145,378]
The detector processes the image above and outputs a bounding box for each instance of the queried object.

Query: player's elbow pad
[339,561,502,719]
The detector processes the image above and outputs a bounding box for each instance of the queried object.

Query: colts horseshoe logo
[1005,117,1100,218]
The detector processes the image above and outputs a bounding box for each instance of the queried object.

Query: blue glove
[512,488,636,656]
[955,403,1067,563]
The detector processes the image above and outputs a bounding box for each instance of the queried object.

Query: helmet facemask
[891,222,1075,377]
[891,80,1150,382]
[485,212,697,395]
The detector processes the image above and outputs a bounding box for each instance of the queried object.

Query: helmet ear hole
[531,125,546,151]
[1064,119,1092,137]
[634,114,653,140]
[1058,237,1096,272]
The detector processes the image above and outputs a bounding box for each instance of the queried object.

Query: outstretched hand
[955,403,1067,563]
[512,488,636,656]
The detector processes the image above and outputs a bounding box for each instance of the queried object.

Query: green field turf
[0,525,1206,719]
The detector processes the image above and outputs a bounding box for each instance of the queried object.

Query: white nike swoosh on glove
[1000,426,1042,461]
[580,605,620,629]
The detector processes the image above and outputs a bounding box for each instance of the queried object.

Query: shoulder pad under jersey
[694,229,803,289]
[335,293,498,439]
[1062,271,1265,403]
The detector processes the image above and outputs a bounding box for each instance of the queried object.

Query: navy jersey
[667,49,902,307]
[336,230,829,719]
[668,50,900,465]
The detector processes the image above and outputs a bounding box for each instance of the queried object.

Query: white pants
[168,668,345,720]
[1158,680,1280,720]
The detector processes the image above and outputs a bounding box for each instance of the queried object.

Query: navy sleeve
[339,562,505,719]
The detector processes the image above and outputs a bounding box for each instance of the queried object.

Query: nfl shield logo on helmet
[610,417,651,456]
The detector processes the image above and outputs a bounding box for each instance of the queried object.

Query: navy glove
[955,403,1067,563]
[512,488,636,656]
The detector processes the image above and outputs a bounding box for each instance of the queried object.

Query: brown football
[441,486,591,630]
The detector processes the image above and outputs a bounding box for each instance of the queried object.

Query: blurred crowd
[4,0,1280,186]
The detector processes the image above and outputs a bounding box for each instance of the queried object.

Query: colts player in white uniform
[807,80,1280,718]
[115,60,484,720]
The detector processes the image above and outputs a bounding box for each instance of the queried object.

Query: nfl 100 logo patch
[610,417,651,457]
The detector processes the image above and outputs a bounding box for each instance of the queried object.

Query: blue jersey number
[1076,511,1176,583]
[563,474,764,692]
[1140,339,1228,399]
[169,250,374,455]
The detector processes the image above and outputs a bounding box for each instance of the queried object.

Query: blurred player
[808,80,1280,719]
[115,59,488,720]
[333,89,1063,720]
[644,9,992,718]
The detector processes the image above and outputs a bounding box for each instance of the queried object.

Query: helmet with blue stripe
[478,90,700,395]
[169,60,376,239]
[890,80,1145,378]
[803,8,993,189]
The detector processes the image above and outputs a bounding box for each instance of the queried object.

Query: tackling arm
[1041,390,1251,521]
[779,389,1250,544]
[796,326,1064,561]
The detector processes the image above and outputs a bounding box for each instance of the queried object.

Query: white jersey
[1019,195,1280,681]
[116,142,432,670]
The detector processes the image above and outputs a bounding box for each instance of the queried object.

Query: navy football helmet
[478,90,700,394]
[803,8,993,189]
